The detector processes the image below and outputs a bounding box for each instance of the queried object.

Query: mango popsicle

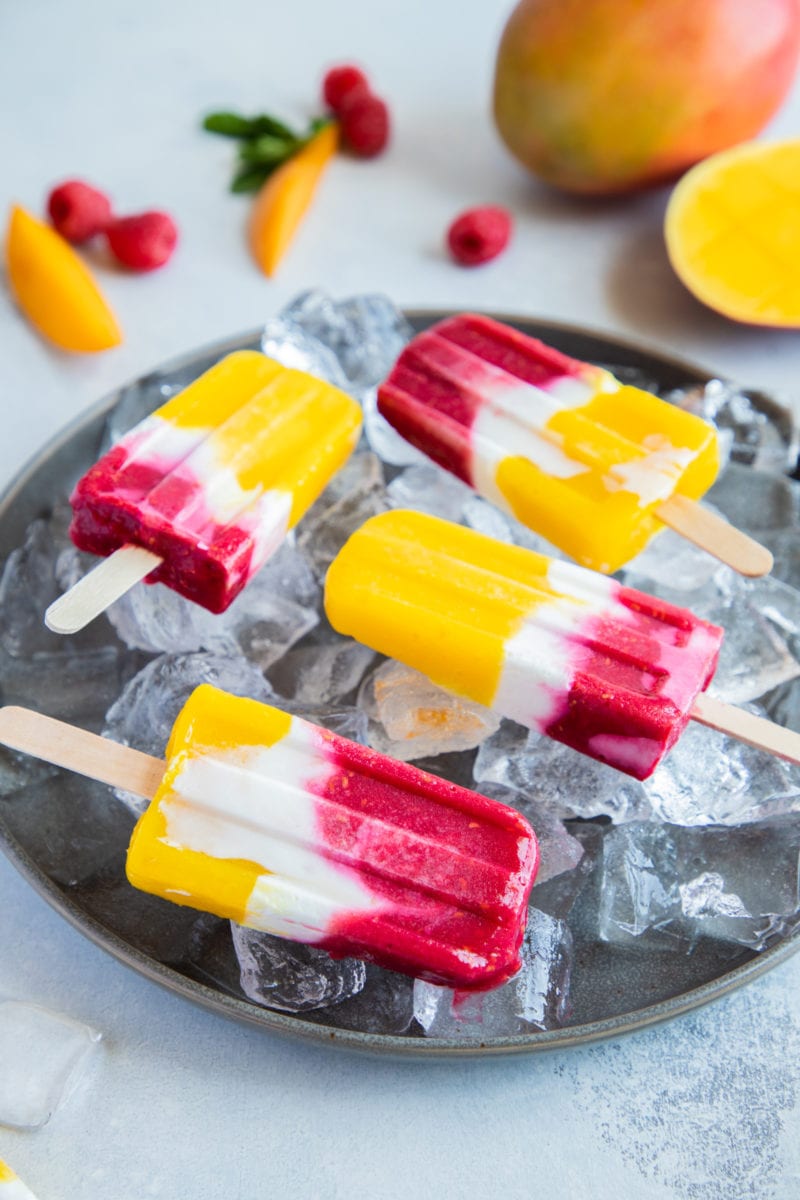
[324,510,724,780]
[377,314,769,576]
[0,686,539,992]
[54,351,362,624]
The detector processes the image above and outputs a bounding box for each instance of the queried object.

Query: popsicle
[0,685,539,991]
[46,350,362,632]
[0,1161,39,1200]
[377,314,771,576]
[325,510,800,781]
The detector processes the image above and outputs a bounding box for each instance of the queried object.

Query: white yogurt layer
[160,721,379,942]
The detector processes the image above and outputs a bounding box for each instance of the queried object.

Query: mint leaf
[203,112,257,137]
[238,134,298,165]
[230,163,273,193]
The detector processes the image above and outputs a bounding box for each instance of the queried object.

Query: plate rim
[1,308,798,1058]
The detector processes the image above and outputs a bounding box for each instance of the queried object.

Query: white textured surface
[2,1,800,1197]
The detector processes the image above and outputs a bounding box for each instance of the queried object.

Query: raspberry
[322,64,369,113]
[339,91,390,158]
[105,211,178,272]
[47,180,113,244]
[446,206,513,266]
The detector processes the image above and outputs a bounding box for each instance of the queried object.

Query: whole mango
[493,0,800,194]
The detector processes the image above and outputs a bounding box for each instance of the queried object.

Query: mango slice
[665,140,800,327]
[248,121,339,276]
[5,204,122,352]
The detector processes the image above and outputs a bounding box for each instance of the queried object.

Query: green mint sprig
[202,110,333,193]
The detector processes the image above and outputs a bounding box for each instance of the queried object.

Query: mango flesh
[5,204,122,352]
[493,0,800,195]
[665,138,800,326]
[248,121,339,276]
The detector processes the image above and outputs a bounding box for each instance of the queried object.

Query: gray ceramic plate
[1,313,798,1058]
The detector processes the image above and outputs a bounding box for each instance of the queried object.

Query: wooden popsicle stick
[657,494,773,578]
[44,545,163,635]
[0,706,164,799]
[691,693,800,767]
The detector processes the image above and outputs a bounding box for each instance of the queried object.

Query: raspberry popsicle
[0,686,539,991]
[47,351,362,631]
[377,314,771,576]
[324,510,729,780]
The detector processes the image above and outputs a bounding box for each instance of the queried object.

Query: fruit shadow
[604,215,796,360]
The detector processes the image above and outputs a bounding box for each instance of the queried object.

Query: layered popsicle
[122,684,539,990]
[377,314,721,574]
[324,510,724,780]
[0,686,537,990]
[68,350,362,612]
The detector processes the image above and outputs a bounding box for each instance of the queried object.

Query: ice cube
[707,463,799,534]
[359,660,500,761]
[623,527,720,593]
[598,817,800,951]
[413,909,573,1037]
[296,461,388,580]
[279,290,413,397]
[386,464,470,522]
[268,640,376,706]
[645,718,800,826]
[668,378,798,473]
[106,541,320,669]
[0,514,115,658]
[0,999,101,1130]
[231,924,367,1012]
[473,722,651,823]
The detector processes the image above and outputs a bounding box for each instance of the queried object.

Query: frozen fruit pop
[47,350,362,631]
[377,314,771,576]
[0,1161,39,1200]
[0,686,539,992]
[324,510,729,780]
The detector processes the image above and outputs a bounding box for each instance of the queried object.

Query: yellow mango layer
[496,384,719,574]
[126,686,292,922]
[665,139,800,326]
[325,509,564,707]
[140,350,362,528]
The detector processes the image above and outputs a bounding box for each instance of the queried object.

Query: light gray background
[2,2,800,1196]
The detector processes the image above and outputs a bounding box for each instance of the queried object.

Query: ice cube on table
[0,999,101,1130]
[359,660,500,761]
[103,651,274,814]
[413,910,573,1037]
[598,817,800,951]
[231,924,367,1012]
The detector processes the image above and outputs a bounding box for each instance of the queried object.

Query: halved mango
[248,121,339,276]
[665,140,800,327]
[5,204,122,352]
